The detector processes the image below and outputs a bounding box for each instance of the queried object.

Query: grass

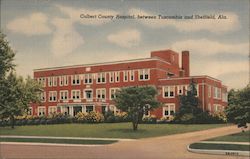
[189,143,249,151]
[206,130,250,142]
[0,137,117,145]
[0,123,229,139]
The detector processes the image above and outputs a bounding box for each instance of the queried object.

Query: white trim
[38,106,46,116]
[48,106,57,114]
[123,71,129,82]
[83,89,93,101]
[109,88,120,100]
[71,90,81,100]
[162,86,175,98]
[96,88,106,101]
[71,74,81,85]
[84,73,93,84]
[162,103,175,117]
[96,72,106,84]
[59,90,68,100]
[138,69,150,81]
[48,91,57,102]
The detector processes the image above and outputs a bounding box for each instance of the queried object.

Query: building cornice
[34,57,171,72]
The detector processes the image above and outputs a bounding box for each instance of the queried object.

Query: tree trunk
[132,114,139,131]
[132,121,138,131]
[10,115,15,129]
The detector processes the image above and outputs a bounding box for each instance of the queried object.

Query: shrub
[75,112,88,123]
[75,111,104,123]
[85,111,104,123]
[158,116,174,124]
[142,115,157,124]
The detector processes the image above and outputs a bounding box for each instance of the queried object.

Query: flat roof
[34,56,171,72]
[159,75,222,82]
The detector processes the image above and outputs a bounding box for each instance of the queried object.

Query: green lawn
[206,130,250,142]
[0,137,116,145]
[189,131,250,152]
[189,143,249,151]
[0,123,229,139]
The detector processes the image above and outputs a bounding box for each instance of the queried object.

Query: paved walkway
[1,125,249,159]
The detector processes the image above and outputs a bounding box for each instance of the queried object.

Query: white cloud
[168,38,249,88]
[170,38,249,56]
[107,29,141,48]
[129,8,240,33]
[51,18,84,57]
[49,5,118,57]
[56,5,118,25]
[7,13,52,36]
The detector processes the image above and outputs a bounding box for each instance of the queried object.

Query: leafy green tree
[0,73,41,128]
[0,31,15,78]
[226,85,250,128]
[114,86,160,131]
[0,31,41,128]
[177,81,202,116]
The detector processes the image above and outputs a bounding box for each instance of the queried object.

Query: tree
[226,85,250,129]
[0,31,41,128]
[175,80,203,123]
[0,73,41,128]
[0,31,15,78]
[114,86,160,131]
[179,81,202,115]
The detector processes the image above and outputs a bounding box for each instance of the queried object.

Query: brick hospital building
[31,49,228,118]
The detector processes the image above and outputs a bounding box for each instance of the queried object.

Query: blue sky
[1,0,249,89]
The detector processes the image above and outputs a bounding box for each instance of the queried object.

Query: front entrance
[73,106,82,116]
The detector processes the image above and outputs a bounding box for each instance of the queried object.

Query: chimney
[182,51,190,77]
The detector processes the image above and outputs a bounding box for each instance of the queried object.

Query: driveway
[0,125,249,159]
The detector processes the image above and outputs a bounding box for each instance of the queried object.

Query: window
[59,75,68,86]
[40,92,46,102]
[177,85,183,95]
[97,72,106,84]
[72,75,80,85]
[208,85,211,98]
[72,90,81,99]
[96,88,106,100]
[48,106,57,114]
[52,76,57,86]
[37,77,46,87]
[38,107,46,116]
[115,71,120,82]
[217,88,221,99]
[214,104,223,112]
[84,89,93,100]
[163,86,175,98]
[109,105,119,114]
[138,69,150,81]
[222,92,228,102]
[27,107,33,115]
[109,72,115,83]
[123,71,128,82]
[60,90,68,100]
[129,70,135,81]
[48,77,53,87]
[213,87,221,99]
[163,104,175,117]
[86,105,94,113]
[110,88,120,100]
[84,74,93,84]
[49,91,57,102]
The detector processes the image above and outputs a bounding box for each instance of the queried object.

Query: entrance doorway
[73,106,82,116]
